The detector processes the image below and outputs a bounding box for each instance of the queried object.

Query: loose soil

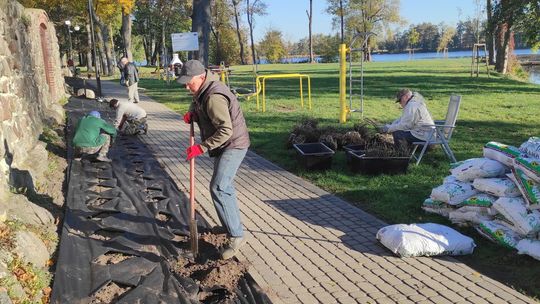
[173,233,249,302]
[90,282,131,303]
[94,253,134,265]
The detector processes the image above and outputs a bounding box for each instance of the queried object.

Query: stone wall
[0,0,65,197]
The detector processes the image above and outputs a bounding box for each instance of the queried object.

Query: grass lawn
[139,58,540,300]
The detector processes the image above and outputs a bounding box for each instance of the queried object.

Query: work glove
[378,125,389,133]
[183,111,197,124]
[186,145,204,160]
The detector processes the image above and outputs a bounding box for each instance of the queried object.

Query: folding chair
[410,95,461,165]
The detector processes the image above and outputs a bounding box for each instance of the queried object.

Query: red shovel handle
[189,122,196,221]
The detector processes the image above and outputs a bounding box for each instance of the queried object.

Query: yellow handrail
[255,74,312,112]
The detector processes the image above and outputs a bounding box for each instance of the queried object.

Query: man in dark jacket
[119,57,140,103]
[72,111,117,162]
[178,60,250,260]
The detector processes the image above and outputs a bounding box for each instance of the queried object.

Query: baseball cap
[176,60,206,85]
[395,88,411,103]
[89,111,101,118]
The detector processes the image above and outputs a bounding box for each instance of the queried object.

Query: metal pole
[66,23,72,61]
[88,0,102,97]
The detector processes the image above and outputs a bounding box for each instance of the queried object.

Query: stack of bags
[423,137,540,261]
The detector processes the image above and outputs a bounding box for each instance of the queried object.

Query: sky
[253,0,480,43]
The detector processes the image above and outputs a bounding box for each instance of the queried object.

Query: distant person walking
[118,57,140,103]
[109,99,148,135]
[178,60,250,260]
[379,89,434,148]
[72,111,117,162]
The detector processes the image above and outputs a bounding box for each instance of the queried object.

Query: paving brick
[465,296,491,304]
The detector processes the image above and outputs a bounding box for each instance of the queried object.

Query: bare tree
[192,0,212,65]
[232,0,246,64]
[307,0,314,63]
[246,0,267,64]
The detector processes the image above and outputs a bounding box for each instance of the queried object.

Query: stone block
[77,88,95,99]
[0,194,54,227]
[0,289,12,304]
[14,230,49,267]
[0,95,12,121]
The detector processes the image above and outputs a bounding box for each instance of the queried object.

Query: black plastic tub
[349,151,410,175]
[343,144,365,164]
[293,142,335,170]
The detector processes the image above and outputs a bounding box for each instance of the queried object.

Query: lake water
[263,48,540,84]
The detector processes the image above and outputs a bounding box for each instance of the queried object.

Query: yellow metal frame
[339,43,349,123]
[255,74,312,112]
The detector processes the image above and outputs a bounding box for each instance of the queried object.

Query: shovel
[189,121,199,256]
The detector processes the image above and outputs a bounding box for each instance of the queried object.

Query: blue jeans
[210,148,247,238]
[392,130,423,148]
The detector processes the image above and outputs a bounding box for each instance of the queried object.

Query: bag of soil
[476,221,523,249]
[450,158,508,182]
[472,177,521,197]
[376,223,476,257]
[483,142,522,167]
[430,180,478,206]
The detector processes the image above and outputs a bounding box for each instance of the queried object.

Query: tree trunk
[152,39,162,66]
[307,0,314,63]
[495,22,512,74]
[191,0,211,66]
[85,23,94,72]
[100,24,114,76]
[95,27,109,76]
[232,0,246,65]
[247,0,256,65]
[121,10,133,61]
[486,0,496,65]
[108,25,117,71]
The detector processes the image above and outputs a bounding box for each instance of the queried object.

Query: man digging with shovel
[178,60,250,260]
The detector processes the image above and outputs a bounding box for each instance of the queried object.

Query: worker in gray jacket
[380,89,434,148]
[118,57,140,103]
[109,99,148,135]
[177,60,250,260]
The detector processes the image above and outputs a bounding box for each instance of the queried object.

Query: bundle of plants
[318,126,343,151]
[286,118,321,148]
[364,140,410,158]
[341,131,366,148]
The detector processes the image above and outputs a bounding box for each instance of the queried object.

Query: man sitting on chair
[379,89,434,148]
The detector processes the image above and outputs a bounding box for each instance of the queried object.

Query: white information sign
[171,32,199,52]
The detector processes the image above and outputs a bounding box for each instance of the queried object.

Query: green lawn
[139,59,540,300]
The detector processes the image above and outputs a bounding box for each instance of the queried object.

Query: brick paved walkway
[97,80,536,304]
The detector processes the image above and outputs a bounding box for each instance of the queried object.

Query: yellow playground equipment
[339,32,375,123]
[223,62,312,112]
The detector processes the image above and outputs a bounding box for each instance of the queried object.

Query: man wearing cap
[72,111,117,162]
[379,89,434,148]
[118,57,140,103]
[178,59,250,260]
[109,98,148,135]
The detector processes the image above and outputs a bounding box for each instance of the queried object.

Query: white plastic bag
[472,177,521,197]
[492,197,540,236]
[483,142,522,167]
[512,168,540,209]
[460,193,497,207]
[477,221,523,249]
[422,198,454,217]
[514,157,540,184]
[519,137,540,159]
[449,210,492,226]
[450,158,508,182]
[431,180,478,206]
[516,239,540,261]
[376,223,476,257]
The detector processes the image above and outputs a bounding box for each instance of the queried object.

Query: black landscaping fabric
[52,98,270,304]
